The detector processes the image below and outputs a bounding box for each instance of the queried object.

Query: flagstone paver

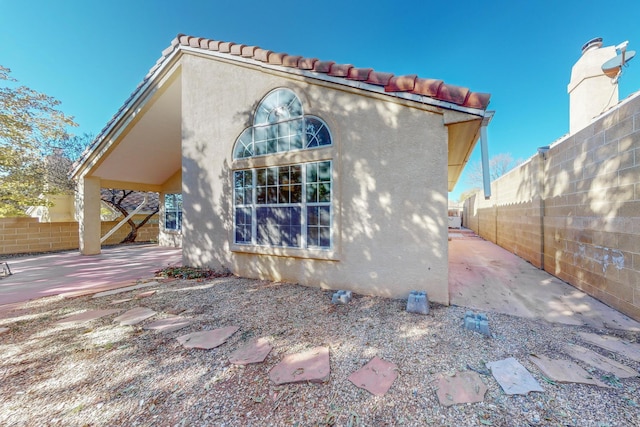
[229,337,273,365]
[177,326,239,349]
[578,332,640,362]
[529,354,611,388]
[486,357,544,395]
[110,298,133,305]
[0,327,10,335]
[135,290,156,299]
[563,343,638,379]
[92,281,159,298]
[269,346,330,385]
[435,371,487,406]
[62,281,137,299]
[143,317,192,334]
[113,307,157,326]
[348,356,398,396]
[56,309,120,324]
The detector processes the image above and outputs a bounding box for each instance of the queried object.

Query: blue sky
[2,0,640,200]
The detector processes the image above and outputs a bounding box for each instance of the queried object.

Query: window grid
[233,161,332,249]
[164,193,183,231]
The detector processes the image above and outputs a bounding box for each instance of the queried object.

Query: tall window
[164,193,182,231]
[233,89,333,250]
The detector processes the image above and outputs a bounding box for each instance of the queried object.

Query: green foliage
[0,65,81,217]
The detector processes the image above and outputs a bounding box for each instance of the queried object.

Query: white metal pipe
[480,111,494,200]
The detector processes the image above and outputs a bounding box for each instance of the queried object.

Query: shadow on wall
[180,84,448,299]
[466,98,640,319]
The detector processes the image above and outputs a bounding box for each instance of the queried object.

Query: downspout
[100,194,149,243]
[480,111,495,200]
[537,146,550,270]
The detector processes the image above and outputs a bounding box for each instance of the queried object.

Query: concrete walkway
[449,229,640,331]
[0,245,181,308]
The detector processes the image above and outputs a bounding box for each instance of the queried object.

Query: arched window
[232,89,333,250]
[233,89,332,159]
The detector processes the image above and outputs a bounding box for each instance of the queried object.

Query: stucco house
[71,34,492,304]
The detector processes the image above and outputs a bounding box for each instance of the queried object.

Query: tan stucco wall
[179,53,451,302]
[464,92,640,321]
[0,216,159,255]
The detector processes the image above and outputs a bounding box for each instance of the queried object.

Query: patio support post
[78,176,102,255]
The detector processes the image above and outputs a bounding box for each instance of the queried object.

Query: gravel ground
[1,276,639,426]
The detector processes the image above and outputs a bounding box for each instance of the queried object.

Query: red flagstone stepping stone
[143,317,192,334]
[435,371,487,406]
[135,290,156,299]
[269,346,330,385]
[56,309,120,324]
[113,307,157,326]
[348,356,398,396]
[177,326,239,350]
[529,354,611,388]
[563,343,638,379]
[92,282,159,298]
[110,298,133,305]
[578,332,640,363]
[486,357,544,395]
[229,337,273,365]
[0,327,10,335]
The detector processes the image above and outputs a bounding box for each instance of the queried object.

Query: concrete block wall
[0,216,159,255]
[464,92,640,321]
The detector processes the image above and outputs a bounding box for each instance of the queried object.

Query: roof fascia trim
[71,50,183,180]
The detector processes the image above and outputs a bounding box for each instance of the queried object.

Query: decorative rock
[113,307,157,326]
[406,290,429,315]
[464,311,490,336]
[348,356,398,396]
[56,309,120,324]
[486,357,544,395]
[331,290,352,304]
[435,371,487,406]
[177,326,239,349]
[529,354,611,388]
[269,346,330,385]
[0,327,10,335]
[229,337,273,365]
[143,317,192,334]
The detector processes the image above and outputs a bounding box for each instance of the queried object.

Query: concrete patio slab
[578,332,640,362]
[56,309,120,324]
[113,307,157,326]
[486,357,544,395]
[529,354,611,388]
[348,356,398,396]
[229,337,273,365]
[177,326,239,350]
[143,317,192,334]
[435,371,487,406]
[0,245,181,307]
[449,230,640,331]
[562,343,638,378]
[269,347,330,385]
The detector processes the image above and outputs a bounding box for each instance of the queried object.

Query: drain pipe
[480,111,495,200]
[100,193,149,243]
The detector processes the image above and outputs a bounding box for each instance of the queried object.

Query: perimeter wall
[464,92,640,321]
[0,216,159,255]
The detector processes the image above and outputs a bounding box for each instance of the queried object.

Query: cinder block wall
[464,92,640,321]
[0,216,159,255]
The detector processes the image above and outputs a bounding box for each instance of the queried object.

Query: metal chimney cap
[581,37,603,54]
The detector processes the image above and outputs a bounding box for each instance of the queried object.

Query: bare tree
[464,153,521,189]
[101,190,159,244]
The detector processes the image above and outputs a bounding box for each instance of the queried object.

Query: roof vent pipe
[480,111,495,200]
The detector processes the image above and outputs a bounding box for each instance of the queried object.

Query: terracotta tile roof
[172,34,491,110]
[73,34,490,178]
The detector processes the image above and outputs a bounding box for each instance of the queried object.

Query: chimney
[567,38,618,134]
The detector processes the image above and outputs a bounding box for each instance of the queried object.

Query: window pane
[290,184,302,203]
[319,206,331,226]
[319,183,331,202]
[306,184,317,203]
[306,163,317,183]
[318,161,331,181]
[308,206,318,225]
